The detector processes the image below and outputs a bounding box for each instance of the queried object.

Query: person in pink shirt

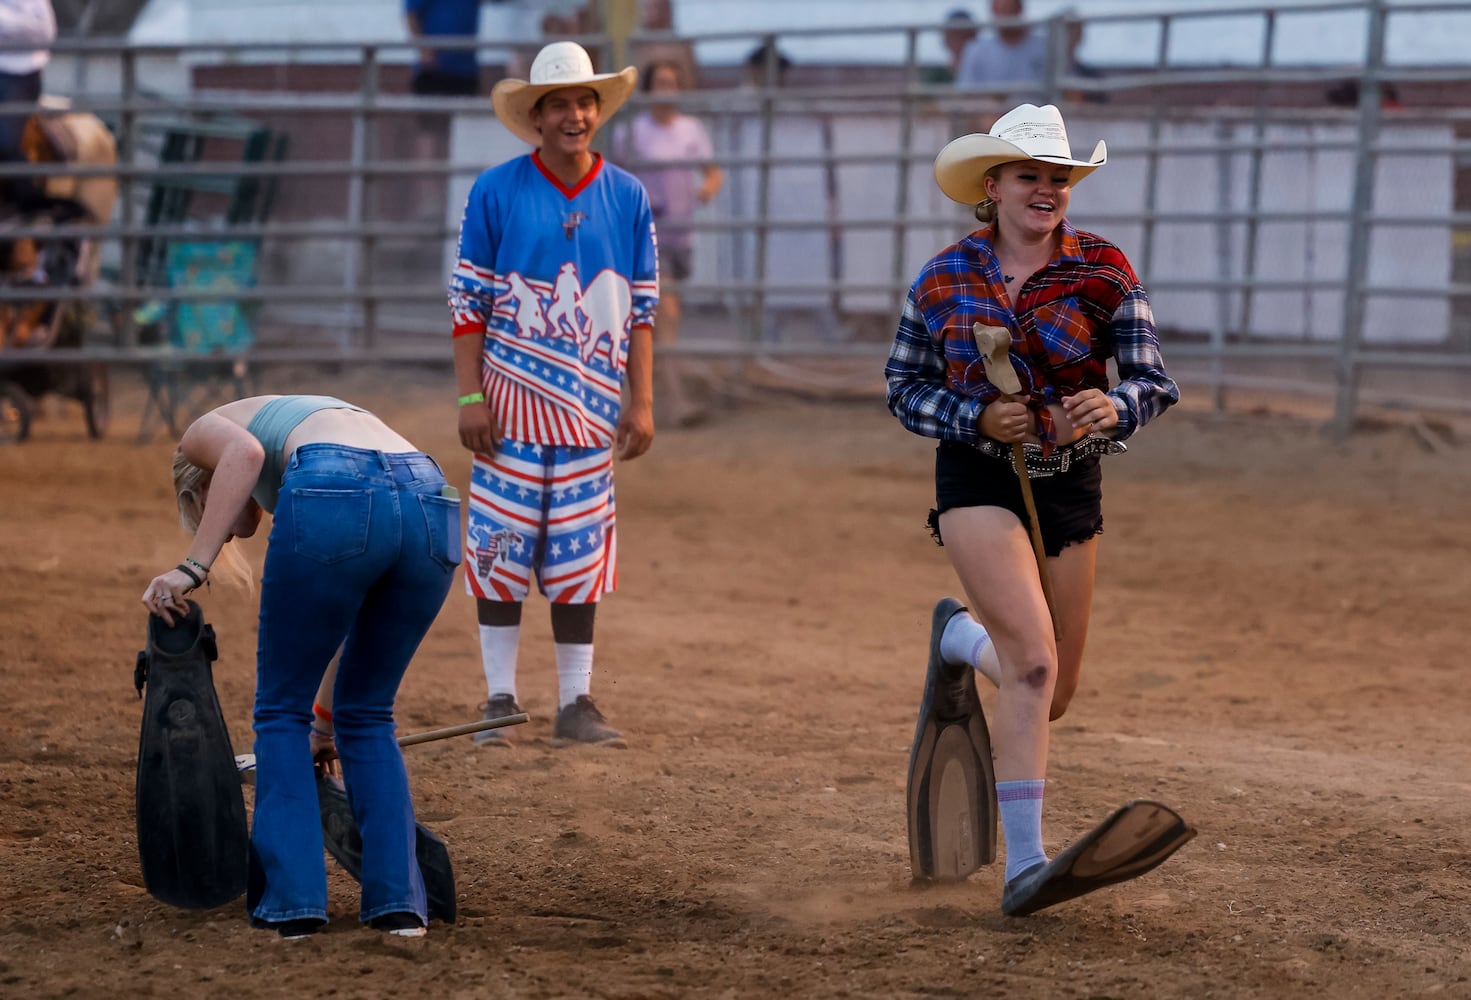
[615,60,723,428]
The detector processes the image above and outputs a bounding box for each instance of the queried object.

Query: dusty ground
[1,365,1468,999]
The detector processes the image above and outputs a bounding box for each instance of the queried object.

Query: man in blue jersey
[449,41,657,749]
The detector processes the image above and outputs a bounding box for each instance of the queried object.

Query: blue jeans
[247,444,460,926]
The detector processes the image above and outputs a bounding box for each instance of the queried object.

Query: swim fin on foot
[315,768,458,924]
[134,601,249,909]
[1001,799,1196,917]
[907,597,998,882]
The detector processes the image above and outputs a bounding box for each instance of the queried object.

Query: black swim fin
[907,598,998,882]
[315,768,458,924]
[134,601,249,909]
[1001,799,1196,917]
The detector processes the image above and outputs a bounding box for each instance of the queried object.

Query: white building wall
[702,112,1453,343]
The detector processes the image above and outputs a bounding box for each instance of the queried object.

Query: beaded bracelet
[184,556,211,575]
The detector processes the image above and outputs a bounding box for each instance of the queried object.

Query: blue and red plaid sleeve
[884,287,984,443]
[1103,286,1178,439]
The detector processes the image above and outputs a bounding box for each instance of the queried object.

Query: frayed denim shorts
[929,439,1104,557]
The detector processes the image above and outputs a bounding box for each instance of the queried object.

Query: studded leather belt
[972,434,1128,478]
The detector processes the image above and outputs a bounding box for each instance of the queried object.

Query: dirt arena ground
[1,366,1468,999]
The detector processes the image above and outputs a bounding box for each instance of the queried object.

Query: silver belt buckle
[1015,435,1126,478]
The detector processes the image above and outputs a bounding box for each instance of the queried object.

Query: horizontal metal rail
[1,0,1464,438]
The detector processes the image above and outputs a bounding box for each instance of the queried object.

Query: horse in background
[0,97,117,349]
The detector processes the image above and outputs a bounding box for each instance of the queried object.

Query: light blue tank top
[245,395,365,513]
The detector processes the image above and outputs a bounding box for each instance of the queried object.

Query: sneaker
[472,693,522,747]
[369,912,426,938]
[551,695,627,748]
[272,918,322,940]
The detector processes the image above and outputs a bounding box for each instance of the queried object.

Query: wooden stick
[235,713,531,778]
[1007,439,1059,637]
[973,323,1061,639]
[395,714,530,749]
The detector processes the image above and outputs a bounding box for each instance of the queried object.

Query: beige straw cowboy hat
[491,41,638,146]
[933,103,1107,205]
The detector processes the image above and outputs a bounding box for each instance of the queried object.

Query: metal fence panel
[3,0,1468,429]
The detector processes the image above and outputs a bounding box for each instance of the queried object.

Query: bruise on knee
[1022,663,1050,690]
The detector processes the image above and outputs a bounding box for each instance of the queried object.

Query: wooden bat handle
[319,713,531,762]
[397,714,530,748]
[1009,442,1060,640]
[973,322,1059,638]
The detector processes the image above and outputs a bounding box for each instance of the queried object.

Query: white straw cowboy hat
[933,103,1107,205]
[491,41,638,146]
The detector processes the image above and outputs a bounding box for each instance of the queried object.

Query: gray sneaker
[551,696,626,748]
[472,694,522,747]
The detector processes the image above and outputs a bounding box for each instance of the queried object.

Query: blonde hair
[172,447,254,592]
[973,165,1005,224]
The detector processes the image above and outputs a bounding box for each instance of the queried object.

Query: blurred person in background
[631,0,699,92]
[743,38,793,90]
[941,8,976,84]
[404,0,490,216]
[0,0,54,204]
[956,0,1047,125]
[1062,12,1107,105]
[613,59,723,428]
[405,0,483,98]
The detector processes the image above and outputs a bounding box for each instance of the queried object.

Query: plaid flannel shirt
[884,221,1178,448]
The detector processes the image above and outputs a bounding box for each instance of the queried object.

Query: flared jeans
[247,443,459,926]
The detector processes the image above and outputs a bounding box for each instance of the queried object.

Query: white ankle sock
[939,610,1001,687]
[998,779,1049,881]
[478,624,521,701]
[555,643,593,708]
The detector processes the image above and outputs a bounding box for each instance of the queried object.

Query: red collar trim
[532,151,603,199]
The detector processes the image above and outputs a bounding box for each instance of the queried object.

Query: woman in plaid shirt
[886,104,1179,913]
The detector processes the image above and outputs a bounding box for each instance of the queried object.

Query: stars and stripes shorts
[465,441,617,604]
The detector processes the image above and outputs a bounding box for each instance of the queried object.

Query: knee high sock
[478,624,521,701]
[555,643,593,708]
[940,610,1002,687]
[997,779,1048,881]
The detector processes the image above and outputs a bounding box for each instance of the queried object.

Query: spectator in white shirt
[0,0,55,170]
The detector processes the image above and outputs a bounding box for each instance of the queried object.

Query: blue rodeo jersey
[449,152,659,449]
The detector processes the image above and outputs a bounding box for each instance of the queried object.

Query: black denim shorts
[929,439,1104,557]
